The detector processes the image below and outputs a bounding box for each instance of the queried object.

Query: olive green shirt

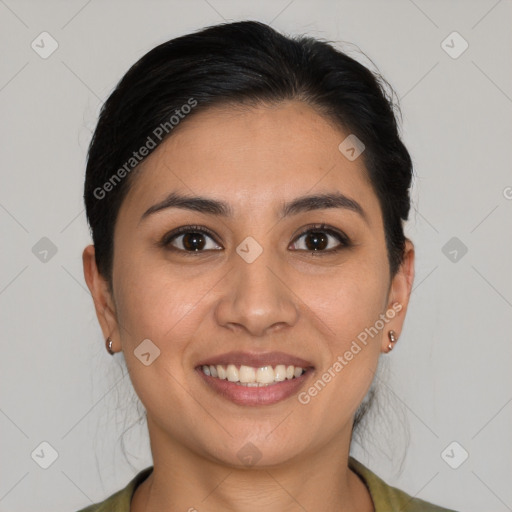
[76,456,457,511]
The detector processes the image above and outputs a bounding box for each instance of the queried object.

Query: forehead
[118,100,380,224]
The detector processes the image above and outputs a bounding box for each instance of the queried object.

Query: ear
[82,244,120,352]
[381,238,415,352]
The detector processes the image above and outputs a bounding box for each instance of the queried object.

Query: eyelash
[158,223,351,256]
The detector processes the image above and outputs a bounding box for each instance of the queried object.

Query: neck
[131,423,374,512]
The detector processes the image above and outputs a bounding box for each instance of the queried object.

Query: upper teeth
[201,364,305,385]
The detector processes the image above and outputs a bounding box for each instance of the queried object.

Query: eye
[159,223,350,255]
[159,225,222,254]
[289,223,350,253]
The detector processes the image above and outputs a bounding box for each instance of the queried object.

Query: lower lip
[196,368,312,406]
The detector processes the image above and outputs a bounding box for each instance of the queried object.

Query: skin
[83,100,414,512]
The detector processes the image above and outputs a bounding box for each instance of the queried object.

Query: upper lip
[196,351,314,369]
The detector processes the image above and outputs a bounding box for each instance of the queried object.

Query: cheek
[296,248,389,402]
[112,259,208,415]
[300,250,389,341]
[291,273,387,451]
[113,251,221,371]
[114,264,195,343]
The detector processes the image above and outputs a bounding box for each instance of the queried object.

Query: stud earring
[106,336,115,355]
[387,330,397,352]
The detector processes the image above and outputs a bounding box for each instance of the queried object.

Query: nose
[214,247,299,337]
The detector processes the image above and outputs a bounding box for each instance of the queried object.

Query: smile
[195,350,314,405]
[201,364,306,386]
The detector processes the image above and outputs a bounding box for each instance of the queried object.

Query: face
[84,100,414,469]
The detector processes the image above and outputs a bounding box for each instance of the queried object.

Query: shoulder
[74,466,153,512]
[349,456,459,512]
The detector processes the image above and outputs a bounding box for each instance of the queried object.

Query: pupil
[183,232,205,251]
[306,231,327,251]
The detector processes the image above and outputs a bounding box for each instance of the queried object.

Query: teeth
[256,366,275,384]
[274,364,287,381]
[217,365,227,379]
[226,364,239,382]
[201,363,306,384]
[239,365,256,383]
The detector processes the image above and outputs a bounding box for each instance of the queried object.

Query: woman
[78,20,457,512]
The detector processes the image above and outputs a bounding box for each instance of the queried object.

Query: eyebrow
[140,191,368,224]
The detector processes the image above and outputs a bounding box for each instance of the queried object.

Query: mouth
[195,351,314,406]
[199,363,308,385]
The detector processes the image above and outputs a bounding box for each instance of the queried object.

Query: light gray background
[1,1,511,511]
